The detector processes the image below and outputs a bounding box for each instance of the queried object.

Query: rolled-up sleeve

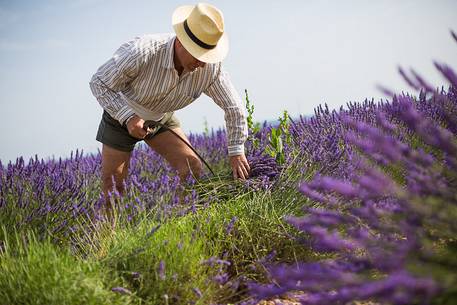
[89,42,139,125]
[204,66,248,156]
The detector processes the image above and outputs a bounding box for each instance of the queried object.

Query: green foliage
[244,89,261,149]
[98,217,222,304]
[244,91,292,165]
[0,229,134,305]
[279,110,292,146]
[203,116,210,136]
[265,110,292,165]
[265,127,285,165]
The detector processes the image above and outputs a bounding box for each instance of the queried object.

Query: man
[89,3,250,200]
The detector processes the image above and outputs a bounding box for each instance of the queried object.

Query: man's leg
[144,127,203,182]
[101,144,132,224]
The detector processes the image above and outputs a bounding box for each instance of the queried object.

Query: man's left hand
[230,154,250,180]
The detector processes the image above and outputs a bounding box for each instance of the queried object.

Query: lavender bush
[248,31,457,305]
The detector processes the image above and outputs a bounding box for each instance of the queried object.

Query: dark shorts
[96,110,181,152]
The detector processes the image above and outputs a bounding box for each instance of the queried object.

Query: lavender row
[247,32,457,305]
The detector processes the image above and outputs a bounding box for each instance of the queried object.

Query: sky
[0,0,456,163]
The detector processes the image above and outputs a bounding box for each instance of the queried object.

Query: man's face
[175,39,206,72]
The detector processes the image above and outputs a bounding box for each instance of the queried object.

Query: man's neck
[173,39,184,76]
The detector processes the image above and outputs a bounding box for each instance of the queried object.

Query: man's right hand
[126,115,147,139]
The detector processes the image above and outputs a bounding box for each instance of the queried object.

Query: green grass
[0,150,319,304]
[0,230,134,305]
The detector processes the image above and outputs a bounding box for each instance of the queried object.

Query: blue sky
[0,0,456,163]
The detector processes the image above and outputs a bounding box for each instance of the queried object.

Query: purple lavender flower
[158,260,166,280]
[247,153,280,179]
[309,176,359,199]
[111,287,132,295]
[298,183,327,203]
[451,30,457,43]
[225,216,237,235]
[434,61,457,88]
[146,224,161,238]
[131,272,141,280]
[201,256,231,267]
[213,272,229,285]
[192,287,203,298]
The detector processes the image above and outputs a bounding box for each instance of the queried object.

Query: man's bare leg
[145,127,203,203]
[101,144,131,227]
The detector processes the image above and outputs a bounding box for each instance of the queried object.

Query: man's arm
[89,41,139,126]
[204,65,250,179]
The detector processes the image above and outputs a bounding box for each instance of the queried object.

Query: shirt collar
[163,35,176,69]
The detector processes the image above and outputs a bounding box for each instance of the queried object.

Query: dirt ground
[255,293,380,305]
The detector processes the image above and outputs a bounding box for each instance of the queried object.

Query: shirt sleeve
[204,65,248,156]
[89,41,140,125]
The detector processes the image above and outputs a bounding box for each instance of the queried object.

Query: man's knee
[101,144,131,196]
[178,154,202,180]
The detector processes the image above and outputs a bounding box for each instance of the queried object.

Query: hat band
[183,19,216,50]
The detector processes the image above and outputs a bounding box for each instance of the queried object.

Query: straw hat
[172,3,229,63]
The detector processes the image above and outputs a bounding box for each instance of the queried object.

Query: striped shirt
[89,33,248,156]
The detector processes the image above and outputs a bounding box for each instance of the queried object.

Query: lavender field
[1,33,457,305]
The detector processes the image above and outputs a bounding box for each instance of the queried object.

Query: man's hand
[230,154,250,180]
[126,115,147,139]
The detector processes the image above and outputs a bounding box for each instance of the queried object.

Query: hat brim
[172,5,229,64]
